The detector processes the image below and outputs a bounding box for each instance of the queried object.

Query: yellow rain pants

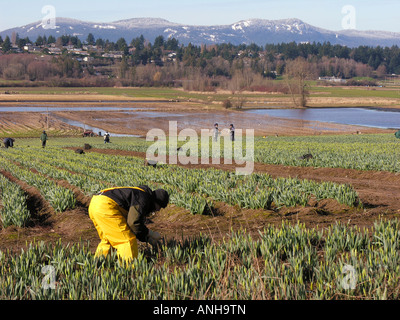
[88,194,138,262]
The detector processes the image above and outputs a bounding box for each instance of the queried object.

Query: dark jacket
[99,186,156,242]
[3,138,14,148]
[40,133,48,141]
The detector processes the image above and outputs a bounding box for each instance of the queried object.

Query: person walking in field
[229,123,235,141]
[40,131,48,148]
[88,185,169,263]
[213,123,220,142]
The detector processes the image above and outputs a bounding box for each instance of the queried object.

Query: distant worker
[213,123,219,142]
[40,131,48,148]
[104,131,110,144]
[229,123,235,141]
[3,138,15,148]
[88,185,169,262]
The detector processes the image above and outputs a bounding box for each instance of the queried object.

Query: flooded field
[0,100,394,137]
[248,107,400,130]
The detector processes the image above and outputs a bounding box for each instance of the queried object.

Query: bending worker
[88,185,169,262]
[3,137,15,148]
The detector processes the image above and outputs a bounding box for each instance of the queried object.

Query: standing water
[246,108,400,129]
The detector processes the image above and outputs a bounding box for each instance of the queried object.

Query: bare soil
[0,99,392,138]
[0,98,398,254]
[0,112,81,136]
[87,148,400,220]
[52,106,390,137]
[1,145,399,254]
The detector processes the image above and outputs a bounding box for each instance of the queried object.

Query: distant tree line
[0,32,399,90]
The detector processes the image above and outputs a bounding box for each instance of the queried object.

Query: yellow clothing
[89,194,138,262]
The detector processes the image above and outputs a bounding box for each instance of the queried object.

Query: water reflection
[2,104,399,131]
[247,108,400,129]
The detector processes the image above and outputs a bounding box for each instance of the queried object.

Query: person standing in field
[88,185,169,263]
[104,131,110,144]
[40,131,48,148]
[229,123,235,141]
[213,123,220,142]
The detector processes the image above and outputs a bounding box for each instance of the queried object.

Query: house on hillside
[48,47,62,55]
[318,76,346,83]
[23,44,42,52]
[102,52,123,59]
[163,51,177,62]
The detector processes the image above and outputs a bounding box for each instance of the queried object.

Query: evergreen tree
[47,35,56,44]
[2,36,11,53]
[131,35,145,51]
[87,33,95,46]
[116,37,128,54]
[165,37,179,51]
[36,36,44,46]
[95,38,105,48]
[154,35,165,49]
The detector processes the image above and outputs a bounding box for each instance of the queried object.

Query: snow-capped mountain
[1,17,399,47]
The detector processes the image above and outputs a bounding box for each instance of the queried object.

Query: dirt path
[0,169,98,253]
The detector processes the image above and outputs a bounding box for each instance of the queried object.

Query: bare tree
[284,57,315,108]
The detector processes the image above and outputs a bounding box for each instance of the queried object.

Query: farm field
[1,134,400,300]
[0,85,396,142]
[1,84,400,108]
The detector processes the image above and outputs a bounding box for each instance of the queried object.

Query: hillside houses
[318,76,347,83]
[102,52,123,59]
[23,44,41,52]
[0,34,395,88]
[1,40,179,65]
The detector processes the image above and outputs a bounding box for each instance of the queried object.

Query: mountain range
[1,17,400,48]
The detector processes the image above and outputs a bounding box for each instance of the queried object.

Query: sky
[0,0,399,32]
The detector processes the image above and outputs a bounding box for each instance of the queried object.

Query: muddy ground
[0,98,398,254]
[0,99,392,137]
[1,146,399,254]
